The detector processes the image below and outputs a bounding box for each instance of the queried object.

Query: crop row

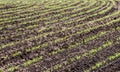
[85,47,120,72]
[0,0,73,13]
[0,0,77,26]
[0,0,89,38]
[1,18,120,72]
[0,0,98,36]
[0,0,88,26]
[0,0,104,42]
[2,20,119,72]
[0,0,75,19]
[0,0,112,43]
[0,0,81,19]
[0,6,119,55]
[45,34,120,72]
[0,10,119,64]
[0,0,119,72]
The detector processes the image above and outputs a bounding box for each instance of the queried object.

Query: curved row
[0,0,80,19]
[6,26,120,72]
[0,6,117,72]
[0,0,101,40]
[0,0,71,13]
[0,0,110,42]
[0,1,117,60]
[0,0,119,72]
[45,33,120,72]
[0,0,114,53]
[0,0,87,26]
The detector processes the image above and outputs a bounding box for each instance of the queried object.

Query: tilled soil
[0,0,120,72]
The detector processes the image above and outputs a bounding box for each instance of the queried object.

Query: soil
[0,0,120,72]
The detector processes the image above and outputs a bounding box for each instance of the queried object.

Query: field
[0,0,120,72]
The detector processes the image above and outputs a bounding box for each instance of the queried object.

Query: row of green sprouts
[0,0,120,72]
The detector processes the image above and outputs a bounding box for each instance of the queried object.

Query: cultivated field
[0,0,120,72]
